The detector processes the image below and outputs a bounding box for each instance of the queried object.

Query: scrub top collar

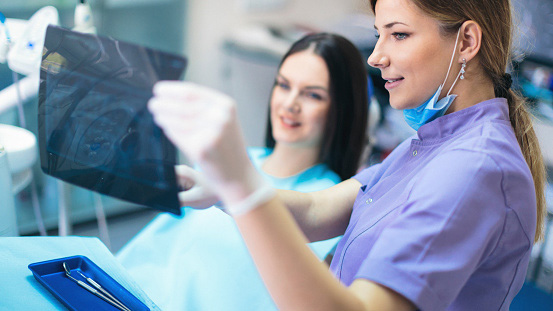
[416,97,510,142]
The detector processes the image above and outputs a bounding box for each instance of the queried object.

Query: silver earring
[460,58,467,80]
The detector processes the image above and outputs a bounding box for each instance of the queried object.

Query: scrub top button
[366,198,373,204]
[413,150,418,156]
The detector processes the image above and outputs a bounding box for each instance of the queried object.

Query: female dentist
[148,0,547,310]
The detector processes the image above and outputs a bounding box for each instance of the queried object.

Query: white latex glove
[175,164,219,209]
[149,81,273,213]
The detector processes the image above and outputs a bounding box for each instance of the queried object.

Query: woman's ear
[458,20,482,63]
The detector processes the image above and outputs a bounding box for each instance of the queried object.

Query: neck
[446,73,496,114]
[262,143,320,178]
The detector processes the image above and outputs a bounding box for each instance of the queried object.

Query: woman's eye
[305,92,323,101]
[375,33,380,39]
[392,32,408,40]
[276,81,290,90]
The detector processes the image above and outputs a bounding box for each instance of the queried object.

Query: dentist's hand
[175,164,219,209]
[149,81,270,212]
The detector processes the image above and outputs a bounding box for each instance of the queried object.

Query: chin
[388,100,402,110]
[275,136,301,145]
[389,96,421,111]
[389,97,408,110]
[273,134,298,146]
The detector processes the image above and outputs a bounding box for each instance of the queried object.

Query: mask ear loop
[442,28,462,96]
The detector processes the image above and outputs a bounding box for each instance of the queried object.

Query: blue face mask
[403,29,463,131]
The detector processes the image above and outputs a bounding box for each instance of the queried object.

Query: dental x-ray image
[38,25,187,214]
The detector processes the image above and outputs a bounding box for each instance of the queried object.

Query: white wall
[184,0,369,89]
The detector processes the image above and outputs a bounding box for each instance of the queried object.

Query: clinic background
[0,0,552,309]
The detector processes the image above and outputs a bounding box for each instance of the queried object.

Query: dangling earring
[460,58,467,80]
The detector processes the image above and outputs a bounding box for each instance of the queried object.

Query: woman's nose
[367,44,389,69]
[283,91,301,113]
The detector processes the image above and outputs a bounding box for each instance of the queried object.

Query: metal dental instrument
[76,270,129,311]
[62,262,131,311]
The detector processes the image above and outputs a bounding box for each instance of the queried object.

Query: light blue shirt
[248,147,340,193]
[116,147,341,311]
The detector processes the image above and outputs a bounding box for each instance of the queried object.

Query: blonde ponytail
[505,89,547,242]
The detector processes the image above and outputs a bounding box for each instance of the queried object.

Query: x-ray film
[38,26,187,214]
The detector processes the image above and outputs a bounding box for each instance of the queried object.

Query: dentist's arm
[276,178,361,242]
[149,81,416,311]
[235,193,415,311]
[174,161,359,242]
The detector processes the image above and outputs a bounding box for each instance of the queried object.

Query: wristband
[225,184,277,216]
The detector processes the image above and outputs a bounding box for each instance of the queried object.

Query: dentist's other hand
[175,164,219,209]
[149,81,266,208]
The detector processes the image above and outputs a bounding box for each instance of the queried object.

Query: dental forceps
[62,262,131,311]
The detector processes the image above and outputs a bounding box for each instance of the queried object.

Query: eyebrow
[276,74,329,92]
[305,86,329,92]
[374,21,409,30]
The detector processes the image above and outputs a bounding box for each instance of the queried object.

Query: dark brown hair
[265,33,369,181]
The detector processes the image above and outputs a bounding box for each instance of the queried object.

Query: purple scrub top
[329,98,537,311]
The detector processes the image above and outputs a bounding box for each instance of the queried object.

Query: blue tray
[29,255,149,311]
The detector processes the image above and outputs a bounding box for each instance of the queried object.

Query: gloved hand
[149,81,275,215]
[175,164,219,209]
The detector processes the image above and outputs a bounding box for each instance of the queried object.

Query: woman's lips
[280,116,301,128]
[384,78,404,90]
